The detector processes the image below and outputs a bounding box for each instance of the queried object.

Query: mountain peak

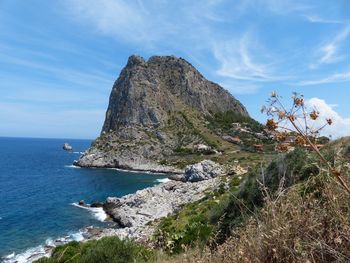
[75,55,251,173]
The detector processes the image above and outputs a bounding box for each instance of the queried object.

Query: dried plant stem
[288,116,350,195]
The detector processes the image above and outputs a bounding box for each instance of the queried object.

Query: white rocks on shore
[101,160,225,240]
[103,176,221,240]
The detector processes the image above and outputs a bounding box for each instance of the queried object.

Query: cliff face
[74,55,249,173]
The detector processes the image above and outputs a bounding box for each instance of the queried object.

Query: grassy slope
[159,92,275,169]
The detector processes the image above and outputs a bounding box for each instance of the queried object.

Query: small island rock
[63,143,73,151]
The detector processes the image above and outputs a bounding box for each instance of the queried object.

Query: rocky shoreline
[3,160,224,263]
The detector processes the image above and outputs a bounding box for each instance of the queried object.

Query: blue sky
[1,0,350,139]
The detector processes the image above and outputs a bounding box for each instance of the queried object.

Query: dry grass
[167,172,350,263]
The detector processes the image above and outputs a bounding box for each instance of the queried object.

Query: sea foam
[64,164,80,169]
[2,245,48,263]
[71,203,107,222]
[2,230,88,263]
[155,178,171,183]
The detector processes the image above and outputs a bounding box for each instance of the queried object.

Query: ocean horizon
[0,137,167,260]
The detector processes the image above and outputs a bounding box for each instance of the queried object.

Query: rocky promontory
[94,159,226,243]
[74,55,249,172]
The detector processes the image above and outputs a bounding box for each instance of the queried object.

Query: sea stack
[63,143,73,151]
[74,55,250,173]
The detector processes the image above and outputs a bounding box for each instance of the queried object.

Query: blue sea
[0,137,167,260]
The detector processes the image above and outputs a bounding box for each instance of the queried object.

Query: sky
[1,0,350,139]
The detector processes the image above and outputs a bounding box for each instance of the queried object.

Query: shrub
[215,148,317,244]
[153,177,241,254]
[207,110,264,133]
[34,237,156,263]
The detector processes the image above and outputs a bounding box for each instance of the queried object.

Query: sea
[0,137,168,261]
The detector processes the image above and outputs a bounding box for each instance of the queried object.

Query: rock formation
[74,55,249,172]
[63,143,72,151]
[103,177,221,229]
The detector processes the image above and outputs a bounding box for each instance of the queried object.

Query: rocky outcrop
[63,143,72,151]
[169,160,224,182]
[103,177,221,233]
[184,160,224,182]
[74,55,249,172]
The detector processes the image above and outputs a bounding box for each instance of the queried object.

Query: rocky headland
[74,55,250,173]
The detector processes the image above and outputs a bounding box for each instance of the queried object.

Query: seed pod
[310,110,319,120]
[266,119,278,131]
[278,111,285,120]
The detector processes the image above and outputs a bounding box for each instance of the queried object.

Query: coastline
[73,162,184,175]
[3,173,221,263]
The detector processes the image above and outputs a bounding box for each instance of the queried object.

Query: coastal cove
[0,137,168,260]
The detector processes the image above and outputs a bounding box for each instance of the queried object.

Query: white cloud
[62,0,223,47]
[298,70,350,85]
[213,33,285,82]
[263,0,310,14]
[304,15,342,24]
[219,80,260,94]
[305,98,350,138]
[64,0,154,44]
[237,0,310,15]
[311,25,350,67]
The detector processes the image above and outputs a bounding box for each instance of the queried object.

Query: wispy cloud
[264,0,310,15]
[311,25,350,68]
[62,0,225,49]
[219,80,260,95]
[0,102,105,139]
[304,15,342,24]
[298,70,350,85]
[64,0,154,44]
[213,33,285,82]
[0,52,114,90]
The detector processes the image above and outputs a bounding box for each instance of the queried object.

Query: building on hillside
[194,144,211,151]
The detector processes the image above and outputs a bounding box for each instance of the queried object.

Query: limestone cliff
[74,55,249,173]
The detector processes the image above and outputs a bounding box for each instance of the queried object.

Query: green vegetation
[153,176,241,254]
[34,237,156,263]
[207,110,264,133]
[174,147,194,155]
[178,111,219,148]
[215,147,317,243]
